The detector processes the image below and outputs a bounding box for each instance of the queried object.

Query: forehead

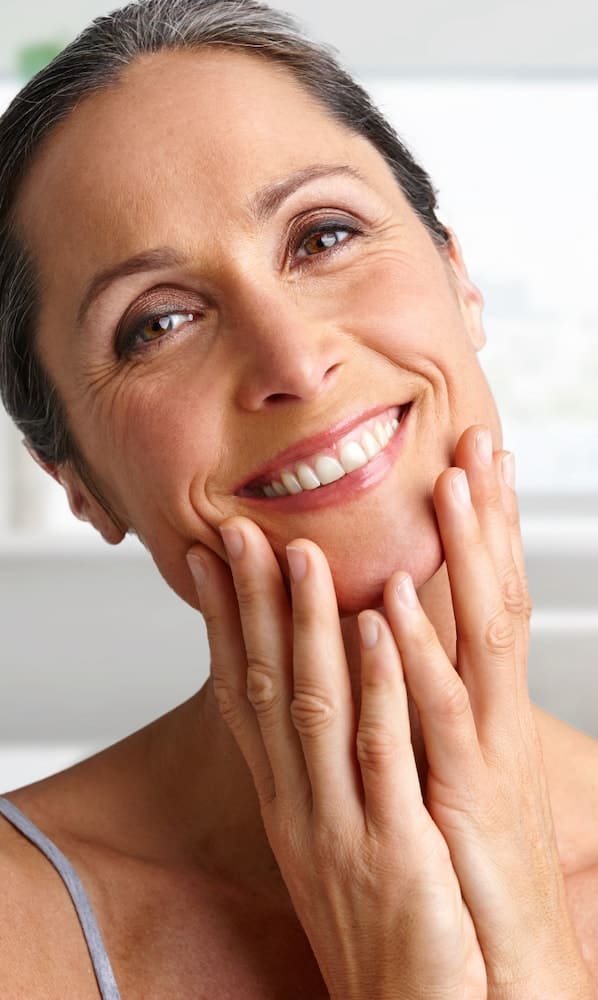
[17,49,389,275]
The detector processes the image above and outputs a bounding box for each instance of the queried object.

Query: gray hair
[0,0,449,479]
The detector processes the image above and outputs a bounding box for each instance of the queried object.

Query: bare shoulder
[0,778,329,1000]
[532,707,598,982]
[0,795,102,999]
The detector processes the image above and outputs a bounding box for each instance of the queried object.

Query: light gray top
[0,795,121,1000]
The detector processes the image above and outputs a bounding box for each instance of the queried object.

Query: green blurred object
[17,41,65,80]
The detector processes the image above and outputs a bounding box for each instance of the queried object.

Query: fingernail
[475,427,493,466]
[396,573,418,609]
[451,469,471,508]
[501,452,516,490]
[186,552,208,588]
[220,525,244,560]
[358,613,380,649]
[287,546,307,583]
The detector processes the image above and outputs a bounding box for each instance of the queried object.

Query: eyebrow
[250,163,367,223]
[76,163,368,327]
[76,246,188,327]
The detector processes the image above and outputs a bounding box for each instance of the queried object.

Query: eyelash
[116,215,363,358]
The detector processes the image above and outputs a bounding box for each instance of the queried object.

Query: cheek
[111,395,227,612]
[338,256,499,433]
[324,250,467,366]
[81,374,219,534]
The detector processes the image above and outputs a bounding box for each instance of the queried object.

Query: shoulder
[0,793,103,998]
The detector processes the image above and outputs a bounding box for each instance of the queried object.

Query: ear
[445,228,486,351]
[24,442,126,545]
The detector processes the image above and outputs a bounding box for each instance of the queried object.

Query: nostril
[264,392,300,405]
[263,361,341,406]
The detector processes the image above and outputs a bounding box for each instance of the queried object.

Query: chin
[301,512,446,616]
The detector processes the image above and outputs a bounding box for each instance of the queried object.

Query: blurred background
[1,0,597,790]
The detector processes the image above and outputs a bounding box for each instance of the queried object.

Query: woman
[0,1,596,996]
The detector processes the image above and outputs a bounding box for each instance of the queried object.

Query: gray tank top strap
[0,795,121,1000]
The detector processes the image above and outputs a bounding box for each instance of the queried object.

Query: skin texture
[4,46,597,999]
[17,47,497,615]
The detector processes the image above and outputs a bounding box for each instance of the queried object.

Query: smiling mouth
[238,402,412,499]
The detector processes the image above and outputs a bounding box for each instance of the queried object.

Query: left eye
[295,225,354,259]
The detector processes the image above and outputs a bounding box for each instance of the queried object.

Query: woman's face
[17,48,500,613]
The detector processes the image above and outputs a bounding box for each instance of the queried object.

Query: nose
[229,283,345,411]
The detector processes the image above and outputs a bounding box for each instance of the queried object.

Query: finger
[494,450,533,641]
[383,573,483,803]
[286,539,362,825]
[218,518,311,813]
[454,427,528,638]
[187,544,280,811]
[357,610,428,837]
[433,466,526,729]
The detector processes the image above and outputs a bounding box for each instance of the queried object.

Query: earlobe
[445,228,486,351]
[56,467,126,545]
[23,441,126,545]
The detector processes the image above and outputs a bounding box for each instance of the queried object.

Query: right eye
[117,310,197,357]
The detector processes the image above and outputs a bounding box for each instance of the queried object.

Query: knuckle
[246,661,280,714]
[500,570,527,617]
[292,601,328,635]
[523,593,534,623]
[254,766,277,811]
[484,488,505,517]
[484,608,516,655]
[233,576,263,612]
[290,684,335,738]
[211,677,246,729]
[431,674,471,720]
[356,724,398,771]
[202,607,232,648]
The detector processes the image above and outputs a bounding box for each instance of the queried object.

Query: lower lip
[238,403,412,514]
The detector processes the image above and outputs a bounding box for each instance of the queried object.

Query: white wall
[1,0,597,76]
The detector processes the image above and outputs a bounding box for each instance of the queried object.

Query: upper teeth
[256,408,403,498]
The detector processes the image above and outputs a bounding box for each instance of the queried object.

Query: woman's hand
[186,489,486,997]
[376,425,594,999]
[186,422,593,999]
